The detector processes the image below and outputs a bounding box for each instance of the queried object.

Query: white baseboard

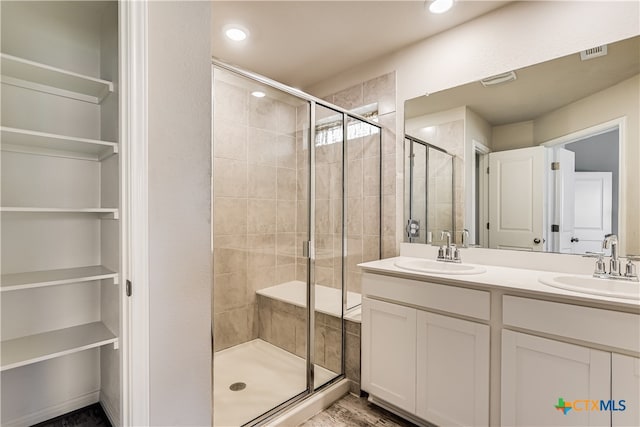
[100,392,120,427]
[267,378,350,427]
[3,391,99,427]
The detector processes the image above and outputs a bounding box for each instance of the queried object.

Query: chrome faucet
[437,230,461,263]
[591,234,639,282]
[602,234,620,276]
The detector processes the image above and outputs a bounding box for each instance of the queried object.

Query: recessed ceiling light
[224,26,248,42]
[428,0,454,14]
[251,91,266,98]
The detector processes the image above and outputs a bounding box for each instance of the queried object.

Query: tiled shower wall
[213,70,394,351]
[322,72,397,294]
[425,119,465,240]
[213,75,303,351]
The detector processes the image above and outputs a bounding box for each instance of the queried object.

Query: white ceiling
[211,1,510,89]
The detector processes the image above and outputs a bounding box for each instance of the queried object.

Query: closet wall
[1,1,121,425]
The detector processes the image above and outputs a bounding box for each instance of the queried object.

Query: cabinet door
[612,353,640,427]
[501,330,610,427]
[361,297,416,413]
[416,311,489,426]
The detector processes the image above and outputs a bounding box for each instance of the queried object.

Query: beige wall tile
[214,197,247,236]
[277,200,297,233]
[248,164,277,199]
[214,158,247,198]
[333,83,363,111]
[214,271,247,313]
[363,156,380,197]
[277,134,297,169]
[277,168,297,200]
[272,310,296,354]
[363,196,380,236]
[347,197,363,236]
[249,97,277,131]
[247,199,276,234]
[276,101,297,135]
[363,72,396,116]
[214,119,247,161]
[347,135,363,161]
[214,80,247,125]
[347,158,363,199]
[248,128,277,166]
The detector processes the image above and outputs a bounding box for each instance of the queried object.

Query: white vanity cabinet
[501,330,611,427]
[502,296,640,427]
[612,354,640,427]
[362,297,417,413]
[416,310,489,426]
[361,272,490,427]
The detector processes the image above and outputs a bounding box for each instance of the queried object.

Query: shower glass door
[212,66,311,426]
[311,104,345,390]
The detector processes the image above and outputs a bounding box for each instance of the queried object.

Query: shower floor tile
[214,339,337,426]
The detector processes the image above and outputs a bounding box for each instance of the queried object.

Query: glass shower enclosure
[212,61,381,426]
[404,135,455,245]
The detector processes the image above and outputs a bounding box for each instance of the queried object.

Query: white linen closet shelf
[1,2,122,425]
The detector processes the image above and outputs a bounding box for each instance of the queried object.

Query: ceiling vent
[580,45,607,61]
[480,71,517,87]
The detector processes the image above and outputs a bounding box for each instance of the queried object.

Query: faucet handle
[625,259,638,278]
[461,229,470,248]
[594,257,607,275]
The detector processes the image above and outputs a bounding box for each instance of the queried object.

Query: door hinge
[551,224,560,232]
[486,222,490,230]
[486,167,490,174]
[551,162,560,170]
[126,280,132,297]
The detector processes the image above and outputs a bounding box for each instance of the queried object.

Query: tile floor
[299,393,417,427]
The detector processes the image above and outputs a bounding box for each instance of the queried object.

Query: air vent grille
[480,71,517,87]
[580,45,608,61]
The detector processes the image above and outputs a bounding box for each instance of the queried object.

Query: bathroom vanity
[359,245,640,427]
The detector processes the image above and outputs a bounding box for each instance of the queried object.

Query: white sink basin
[393,259,486,275]
[539,275,640,300]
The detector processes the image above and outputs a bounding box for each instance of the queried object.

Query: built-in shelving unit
[1,265,118,292]
[1,2,122,424]
[1,126,118,161]
[0,322,118,372]
[0,53,113,104]
[0,207,119,219]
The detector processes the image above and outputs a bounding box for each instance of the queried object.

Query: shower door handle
[302,240,313,258]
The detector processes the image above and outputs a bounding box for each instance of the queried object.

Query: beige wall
[492,120,534,152]
[148,1,212,425]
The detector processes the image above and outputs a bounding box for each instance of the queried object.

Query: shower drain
[229,382,246,391]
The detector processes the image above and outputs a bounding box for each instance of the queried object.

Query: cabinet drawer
[363,272,490,320]
[503,295,640,353]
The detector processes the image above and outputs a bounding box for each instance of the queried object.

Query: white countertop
[359,256,640,310]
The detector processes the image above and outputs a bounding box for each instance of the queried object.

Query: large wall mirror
[404,35,639,256]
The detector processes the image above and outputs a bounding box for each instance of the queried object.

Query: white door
[489,146,546,251]
[573,172,613,254]
[502,330,610,427]
[554,148,576,253]
[361,297,417,413]
[416,311,489,426]
[612,353,640,427]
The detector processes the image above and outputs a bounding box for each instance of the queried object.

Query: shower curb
[265,378,350,426]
